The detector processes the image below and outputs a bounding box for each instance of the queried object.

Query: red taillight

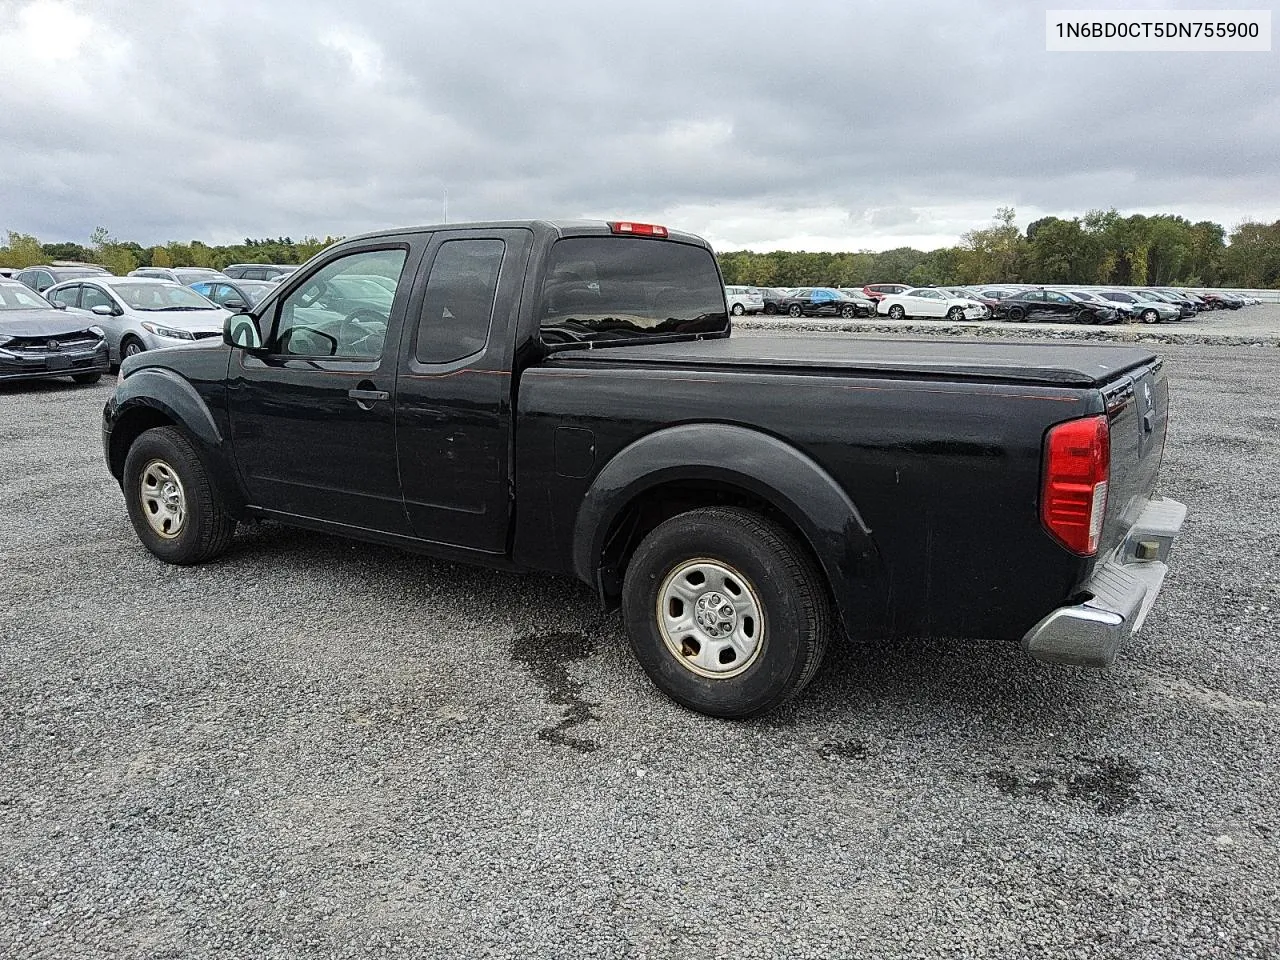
[1041,414,1110,555]
[610,221,668,238]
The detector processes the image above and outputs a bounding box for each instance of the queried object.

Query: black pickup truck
[102,220,1186,718]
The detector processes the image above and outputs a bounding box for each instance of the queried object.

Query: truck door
[394,227,533,554]
[226,240,424,535]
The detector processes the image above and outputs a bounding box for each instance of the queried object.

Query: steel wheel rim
[139,458,187,539]
[124,341,142,357]
[656,558,765,679]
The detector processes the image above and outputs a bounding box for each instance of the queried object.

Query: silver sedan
[44,276,229,363]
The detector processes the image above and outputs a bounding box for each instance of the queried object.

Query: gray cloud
[1,0,1276,251]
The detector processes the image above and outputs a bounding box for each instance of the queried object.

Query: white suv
[725,286,764,316]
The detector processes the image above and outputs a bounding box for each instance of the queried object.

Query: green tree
[0,231,44,268]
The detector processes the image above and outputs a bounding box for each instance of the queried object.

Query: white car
[724,285,764,316]
[876,288,987,321]
[45,276,229,363]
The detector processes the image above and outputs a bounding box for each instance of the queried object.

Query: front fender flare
[106,369,245,513]
[572,423,887,634]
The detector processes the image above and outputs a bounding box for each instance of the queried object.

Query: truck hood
[573,335,1159,387]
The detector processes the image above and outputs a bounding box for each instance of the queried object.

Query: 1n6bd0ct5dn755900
[101,219,1186,719]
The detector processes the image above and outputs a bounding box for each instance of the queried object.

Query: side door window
[81,286,115,313]
[36,271,56,291]
[49,284,81,309]
[415,239,505,364]
[271,248,408,359]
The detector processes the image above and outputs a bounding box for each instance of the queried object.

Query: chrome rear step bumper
[1023,497,1187,668]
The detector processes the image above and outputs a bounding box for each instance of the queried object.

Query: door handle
[348,381,390,409]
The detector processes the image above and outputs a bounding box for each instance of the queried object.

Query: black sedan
[0,280,111,384]
[778,287,873,319]
[996,289,1119,325]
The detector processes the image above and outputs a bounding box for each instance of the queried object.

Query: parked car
[1093,291,1181,323]
[836,288,879,313]
[1131,290,1195,319]
[128,267,229,286]
[14,264,110,293]
[45,276,228,364]
[940,287,1003,311]
[1197,291,1242,310]
[758,288,794,315]
[724,285,764,316]
[779,287,873,318]
[862,283,911,301]
[189,278,277,310]
[0,279,111,384]
[1066,289,1132,321]
[222,263,299,281]
[996,289,1119,324]
[876,287,987,320]
[102,218,1185,719]
[0,267,18,279]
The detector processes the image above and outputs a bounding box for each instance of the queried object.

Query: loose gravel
[1,339,1277,958]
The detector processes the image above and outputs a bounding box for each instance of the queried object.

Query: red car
[863,283,911,301]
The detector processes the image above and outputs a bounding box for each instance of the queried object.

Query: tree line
[0,228,338,276]
[3,208,1279,289]
[718,208,1280,289]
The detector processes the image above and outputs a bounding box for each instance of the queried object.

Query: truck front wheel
[621,506,831,718]
[122,426,236,565]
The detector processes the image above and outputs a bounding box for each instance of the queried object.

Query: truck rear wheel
[621,506,831,718]
[122,426,236,565]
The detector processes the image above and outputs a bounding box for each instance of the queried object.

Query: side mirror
[91,303,116,316]
[222,298,248,310]
[52,301,67,310]
[223,312,265,351]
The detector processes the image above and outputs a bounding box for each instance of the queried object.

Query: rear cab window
[539,236,728,346]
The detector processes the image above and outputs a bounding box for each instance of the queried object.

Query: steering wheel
[338,309,387,356]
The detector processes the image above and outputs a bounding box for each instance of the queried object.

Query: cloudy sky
[0,0,1276,252]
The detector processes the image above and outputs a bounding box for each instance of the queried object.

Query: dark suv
[15,264,110,293]
[222,263,299,281]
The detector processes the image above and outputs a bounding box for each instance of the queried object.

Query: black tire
[72,372,102,384]
[946,306,965,321]
[621,506,831,719]
[1007,306,1026,322]
[122,426,236,565]
[731,303,745,316]
[839,304,855,319]
[763,304,776,315]
[787,304,803,318]
[887,304,905,320]
[121,336,146,360]
[1140,308,1159,324]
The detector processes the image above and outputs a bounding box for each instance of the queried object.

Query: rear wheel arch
[572,424,888,637]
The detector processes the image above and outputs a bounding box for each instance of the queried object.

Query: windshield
[110,283,219,311]
[0,283,54,310]
[539,237,728,344]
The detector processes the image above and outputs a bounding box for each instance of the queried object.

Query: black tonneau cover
[574,335,1158,388]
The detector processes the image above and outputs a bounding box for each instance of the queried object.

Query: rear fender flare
[572,423,887,634]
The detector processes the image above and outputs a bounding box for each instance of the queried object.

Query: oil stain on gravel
[510,631,601,753]
[986,755,1147,815]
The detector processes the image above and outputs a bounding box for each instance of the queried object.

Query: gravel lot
[2,337,1278,959]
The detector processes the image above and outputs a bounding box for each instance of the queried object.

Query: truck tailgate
[1098,358,1170,559]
